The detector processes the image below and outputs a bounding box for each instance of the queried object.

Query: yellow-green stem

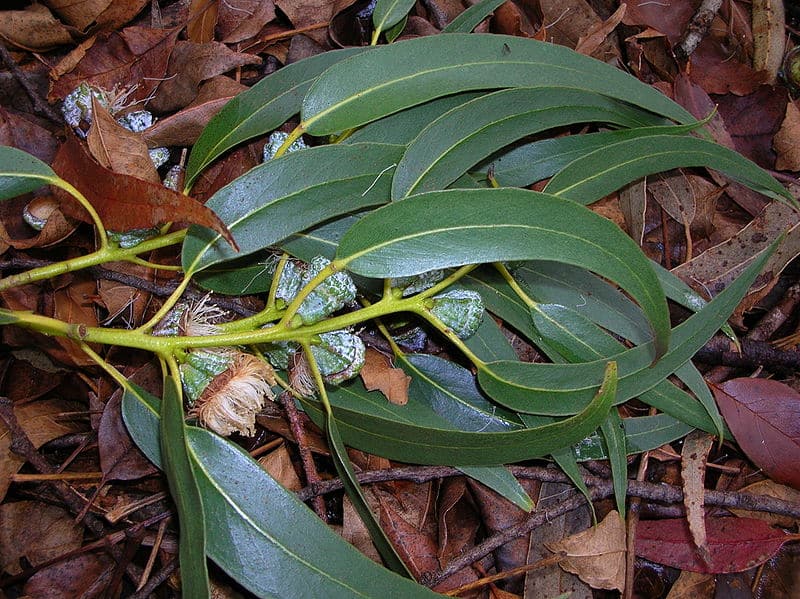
[493,262,538,309]
[51,178,109,249]
[272,125,306,159]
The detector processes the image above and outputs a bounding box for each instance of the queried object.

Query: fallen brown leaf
[258,443,302,491]
[52,134,237,248]
[359,348,411,405]
[0,4,75,52]
[681,429,715,566]
[774,101,800,171]
[23,553,115,597]
[46,0,113,31]
[730,480,800,528]
[92,0,151,32]
[87,97,160,183]
[187,0,220,43]
[546,510,626,592]
[575,3,626,57]
[219,0,277,44]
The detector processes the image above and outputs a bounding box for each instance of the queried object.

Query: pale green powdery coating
[430,289,484,339]
[310,330,365,384]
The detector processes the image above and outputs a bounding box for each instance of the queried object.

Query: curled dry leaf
[635,517,790,573]
[774,101,800,172]
[45,0,113,31]
[575,3,626,57]
[52,134,237,249]
[712,377,800,490]
[87,97,159,183]
[545,510,626,592]
[359,348,411,405]
[680,430,715,566]
[49,25,179,102]
[0,4,75,52]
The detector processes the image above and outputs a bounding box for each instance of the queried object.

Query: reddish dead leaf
[575,3,626,58]
[23,552,115,598]
[51,134,236,248]
[622,0,694,42]
[712,377,800,490]
[46,0,113,31]
[258,443,302,491]
[0,398,85,501]
[342,494,382,563]
[219,0,276,44]
[635,517,790,573]
[0,107,59,164]
[545,510,626,592]
[690,40,768,95]
[98,388,158,481]
[492,2,537,38]
[87,97,159,183]
[149,40,261,113]
[378,493,441,578]
[53,275,103,365]
[774,101,800,172]
[0,194,79,250]
[187,0,220,43]
[97,263,153,327]
[0,4,75,52]
[0,501,83,575]
[49,25,179,103]
[190,138,263,203]
[437,478,480,564]
[680,430,715,566]
[359,348,410,405]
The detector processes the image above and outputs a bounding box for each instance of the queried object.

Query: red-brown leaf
[635,517,790,573]
[712,378,800,490]
[51,134,236,249]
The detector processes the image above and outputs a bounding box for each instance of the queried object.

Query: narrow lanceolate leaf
[301,33,694,135]
[159,375,210,598]
[336,188,671,356]
[182,143,403,273]
[545,135,796,207]
[121,387,440,598]
[372,0,416,35]
[477,238,777,415]
[443,0,507,32]
[185,47,366,188]
[392,87,669,199]
[600,410,627,518]
[474,123,705,188]
[0,146,59,200]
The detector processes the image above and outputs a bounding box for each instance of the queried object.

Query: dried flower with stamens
[180,295,229,337]
[182,350,276,437]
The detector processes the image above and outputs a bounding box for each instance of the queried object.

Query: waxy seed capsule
[429,289,484,339]
[310,330,366,384]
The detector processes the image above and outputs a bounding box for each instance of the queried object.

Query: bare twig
[0,42,62,123]
[675,0,724,59]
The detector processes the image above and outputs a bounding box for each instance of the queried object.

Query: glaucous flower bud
[263,130,308,162]
[428,289,484,339]
[296,256,357,325]
[391,269,444,296]
[310,330,366,385]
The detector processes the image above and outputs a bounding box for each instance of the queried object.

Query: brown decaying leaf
[87,97,160,183]
[665,570,715,599]
[92,0,151,32]
[680,430,715,567]
[0,194,79,250]
[0,107,59,165]
[491,2,537,38]
[44,0,112,31]
[219,0,276,44]
[49,25,179,103]
[751,0,786,84]
[635,517,790,574]
[0,501,83,575]
[540,0,617,60]
[575,3,626,57]
[148,40,262,113]
[712,378,800,490]
[23,552,116,598]
[51,134,237,248]
[359,349,411,405]
[730,480,800,529]
[341,494,383,564]
[545,510,626,592]
[98,388,159,481]
[774,101,800,172]
[274,0,356,30]
[0,4,75,52]
[257,443,302,491]
[188,0,220,43]
[0,398,85,501]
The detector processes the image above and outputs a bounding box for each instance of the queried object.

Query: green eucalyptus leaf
[0,146,60,200]
[194,252,275,294]
[185,47,367,188]
[545,135,796,207]
[477,238,776,414]
[336,188,670,357]
[301,33,694,135]
[459,465,533,511]
[160,375,210,598]
[574,414,693,461]
[474,123,704,188]
[443,0,506,32]
[599,410,627,517]
[301,360,615,466]
[384,15,407,42]
[121,387,440,598]
[392,87,669,199]
[372,0,416,35]
[182,143,403,273]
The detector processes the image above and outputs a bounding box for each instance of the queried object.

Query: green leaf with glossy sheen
[459,465,533,511]
[301,33,694,135]
[545,135,796,207]
[477,239,776,414]
[574,414,693,460]
[160,375,209,598]
[443,0,506,32]
[182,143,403,273]
[373,0,416,34]
[301,361,615,465]
[0,146,60,200]
[121,387,440,598]
[336,188,670,357]
[345,92,484,145]
[473,123,704,188]
[185,47,366,188]
[392,87,668,199]
[599,410,627,517]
